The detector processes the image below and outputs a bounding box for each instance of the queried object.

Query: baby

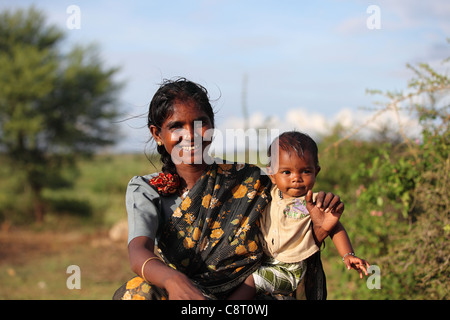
[229,131,369,299]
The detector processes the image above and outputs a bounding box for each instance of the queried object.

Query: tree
[0,7,121,223]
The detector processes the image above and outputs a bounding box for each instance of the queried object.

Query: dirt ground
[0,227,133,299]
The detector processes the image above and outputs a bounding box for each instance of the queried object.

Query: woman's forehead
[163,100,211,123]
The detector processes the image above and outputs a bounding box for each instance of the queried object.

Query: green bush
[319,55,449,299]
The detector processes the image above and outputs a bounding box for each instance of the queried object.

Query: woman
[113,78,341,300]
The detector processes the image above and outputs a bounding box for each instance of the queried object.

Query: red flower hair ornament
[148,172,180,196]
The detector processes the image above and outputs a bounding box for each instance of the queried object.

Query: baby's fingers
[358,263,369,278]
[334,202,345,215]
[324,194,341,213]
[356,260,371,279]
[315,191,326,209]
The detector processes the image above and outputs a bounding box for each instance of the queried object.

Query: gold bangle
[141,256,163,283]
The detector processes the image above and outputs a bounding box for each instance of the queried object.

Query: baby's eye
[281,170,290,175]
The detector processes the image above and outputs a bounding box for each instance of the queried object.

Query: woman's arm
[128,236,206,300]
[126,176,205,299]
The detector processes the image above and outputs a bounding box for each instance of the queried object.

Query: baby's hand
[305,190,344,233]
[344,254,370,279]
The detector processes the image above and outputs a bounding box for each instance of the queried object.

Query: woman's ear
[149,125,161,145]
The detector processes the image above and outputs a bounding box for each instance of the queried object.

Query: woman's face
[150,99,214,168]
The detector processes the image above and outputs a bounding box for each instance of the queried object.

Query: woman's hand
[129,236,206,300]
[163,272,206,300]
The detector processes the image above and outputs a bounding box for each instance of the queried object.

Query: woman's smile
[177,141,202,152]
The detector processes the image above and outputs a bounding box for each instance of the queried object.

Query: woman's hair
[268,131,319,167]
[147,77,215,173]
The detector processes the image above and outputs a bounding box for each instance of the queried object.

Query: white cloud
[212,106,421,154]
[284,109,329,136]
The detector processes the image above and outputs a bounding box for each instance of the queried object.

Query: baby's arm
[330,222,370,279]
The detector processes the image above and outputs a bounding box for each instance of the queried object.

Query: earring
[157,141,162,146]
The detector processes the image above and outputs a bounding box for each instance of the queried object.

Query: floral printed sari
[113,162,272,300]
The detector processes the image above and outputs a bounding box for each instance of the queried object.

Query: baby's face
[268,149,320,199]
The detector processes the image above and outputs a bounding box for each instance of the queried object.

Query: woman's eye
[169,124,182,130]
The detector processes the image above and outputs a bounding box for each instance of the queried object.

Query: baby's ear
[269,175,276,184]
[266,166,276,184]
[315,166,321,177]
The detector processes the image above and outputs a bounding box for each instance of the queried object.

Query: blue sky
[1,0,449,152]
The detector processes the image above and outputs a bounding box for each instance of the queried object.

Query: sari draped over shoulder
[113,162,272,300]
[158,162,271,298]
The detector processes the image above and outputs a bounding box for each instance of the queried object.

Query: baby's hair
[268,131,319,167]
[147,77,215,173]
